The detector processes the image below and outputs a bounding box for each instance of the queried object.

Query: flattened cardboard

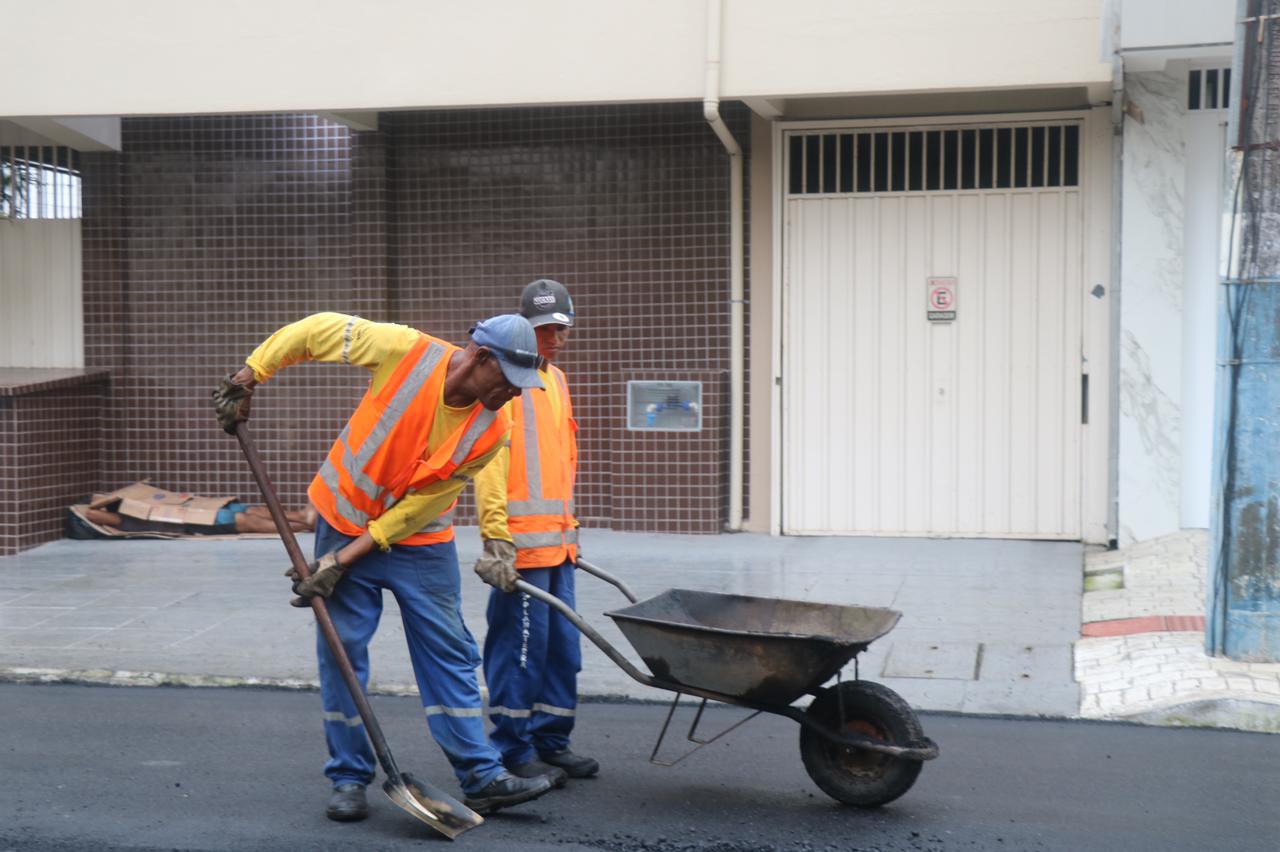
[67,503,275,540]
[95,481,236,524]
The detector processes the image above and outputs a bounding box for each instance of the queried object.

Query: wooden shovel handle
[233,423,404,782]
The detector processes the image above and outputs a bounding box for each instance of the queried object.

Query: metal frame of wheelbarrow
[515,559,939,765]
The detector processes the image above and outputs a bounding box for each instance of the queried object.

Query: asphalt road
[1,683,1275,852]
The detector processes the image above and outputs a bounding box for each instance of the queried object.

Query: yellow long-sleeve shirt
[245,312,504,549]
[473,365,572,543]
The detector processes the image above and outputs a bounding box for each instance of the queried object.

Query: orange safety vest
[308,333,510,545]
[507,365,579,568]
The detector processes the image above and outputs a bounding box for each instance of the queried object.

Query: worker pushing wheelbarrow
[522,557,940,808]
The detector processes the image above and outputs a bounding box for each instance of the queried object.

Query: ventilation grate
[1188,68,1231,111]
[787,124,1080,196]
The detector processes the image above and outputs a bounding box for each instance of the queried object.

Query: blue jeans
[483,560,582,765]
[313,517,506,794]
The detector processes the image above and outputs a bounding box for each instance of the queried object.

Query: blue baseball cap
[468,314,545,390]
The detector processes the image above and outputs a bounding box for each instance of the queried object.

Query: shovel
[234,423,484,840]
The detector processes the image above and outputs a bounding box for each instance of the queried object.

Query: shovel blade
[383,773,484,840]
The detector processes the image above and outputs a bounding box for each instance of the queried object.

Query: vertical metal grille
[787,124,1081,196]
[1,146,82,219]
[1188,67,1231,111]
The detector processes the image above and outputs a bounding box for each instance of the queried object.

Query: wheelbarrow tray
[605,589,900,706]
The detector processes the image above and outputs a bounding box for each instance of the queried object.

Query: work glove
[212,373,254,435]
[473,538,519,593]
[285,551,347,607]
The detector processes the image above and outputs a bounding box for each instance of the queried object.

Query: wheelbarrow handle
[513,578,655,688]
[574,557,639,604]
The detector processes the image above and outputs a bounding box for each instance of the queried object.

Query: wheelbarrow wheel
[800,680,924,808]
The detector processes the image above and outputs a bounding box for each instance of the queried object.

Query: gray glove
[474,538,519,593]
[212,373,254,434]
[285,552,347,607]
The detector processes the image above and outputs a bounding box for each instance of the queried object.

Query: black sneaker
[325,782,369,822]
[507,758,568,789]
[537,749,599,779]
[463,771,552,815]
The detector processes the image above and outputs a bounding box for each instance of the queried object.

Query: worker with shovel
[472,279,599,785]
[213,312,556,823]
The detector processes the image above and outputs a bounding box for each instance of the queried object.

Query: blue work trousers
[313,517,506,794]
[483,560,582,765]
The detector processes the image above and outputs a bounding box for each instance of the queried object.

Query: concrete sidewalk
[0,530,1082,717]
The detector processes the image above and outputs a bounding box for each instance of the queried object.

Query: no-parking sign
[927,277,957,322]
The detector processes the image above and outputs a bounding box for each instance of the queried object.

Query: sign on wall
[927,277,957,322]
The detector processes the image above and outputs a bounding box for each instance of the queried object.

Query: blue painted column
[1209,280,1280,661]
[1207,0,1280,662]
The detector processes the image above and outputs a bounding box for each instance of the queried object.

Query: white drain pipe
[704,0,744,531]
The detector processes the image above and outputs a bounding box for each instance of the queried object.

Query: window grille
[1188,68,1231,111]
[786,124,1080,196]
[1,146,82,219]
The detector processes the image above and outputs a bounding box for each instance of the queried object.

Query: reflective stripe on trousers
[313,516,506,794]
[488,703,577,719]
[322,711,362,727]
[483,561,581,764]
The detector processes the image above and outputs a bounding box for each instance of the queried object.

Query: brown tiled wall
[383,106,750,529]
[0,383,106,555]
[610,370,728,533]
[77,104,750,540]
[82,116,380,516]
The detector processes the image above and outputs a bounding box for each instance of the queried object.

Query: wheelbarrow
[514,559,939,808]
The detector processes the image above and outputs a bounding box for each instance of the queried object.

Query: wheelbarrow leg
[648,692,761,767]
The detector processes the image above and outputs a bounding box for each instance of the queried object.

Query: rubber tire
[799,680,925,808]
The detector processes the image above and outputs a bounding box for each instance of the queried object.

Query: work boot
[325,782,369,822]
[537,749,599,779]
[463,771,552,815]
[506,757,568,789]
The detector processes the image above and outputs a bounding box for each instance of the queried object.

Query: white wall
[1120,0,1235,50]
[0,221,83,368]
[1180,109,1227,528]
[1118,70,1186,545]
[0,0,1111,117]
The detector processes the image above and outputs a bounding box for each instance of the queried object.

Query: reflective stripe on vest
[423,507,455,534]
[519,390,542,496]
[309,334,509,544]
[511,527,580,549]
[316,341,448,529]
[507,365,577,567]
[452,408,499,466]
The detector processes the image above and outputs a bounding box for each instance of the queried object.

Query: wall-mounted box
[626,380,702,432]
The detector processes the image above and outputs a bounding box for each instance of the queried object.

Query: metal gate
[781,120,1084,538]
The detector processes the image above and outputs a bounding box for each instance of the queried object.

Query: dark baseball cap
[468,315,545,390]
[520,279,575,328]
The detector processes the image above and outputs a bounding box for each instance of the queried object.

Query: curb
[1079,687,1280,721]
[0,666,660,705]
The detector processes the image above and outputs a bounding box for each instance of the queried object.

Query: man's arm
[366,445,504,550]
[215,312,419,435]
[564,378,580,531]
[245,312,417,385]
[473,443,514,544]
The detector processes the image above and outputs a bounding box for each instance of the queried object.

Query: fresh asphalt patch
[2,683,1275,852]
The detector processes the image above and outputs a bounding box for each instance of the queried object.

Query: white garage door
[782,121,1083,538]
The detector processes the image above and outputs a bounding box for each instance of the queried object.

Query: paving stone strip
[1075,529,1280,731]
